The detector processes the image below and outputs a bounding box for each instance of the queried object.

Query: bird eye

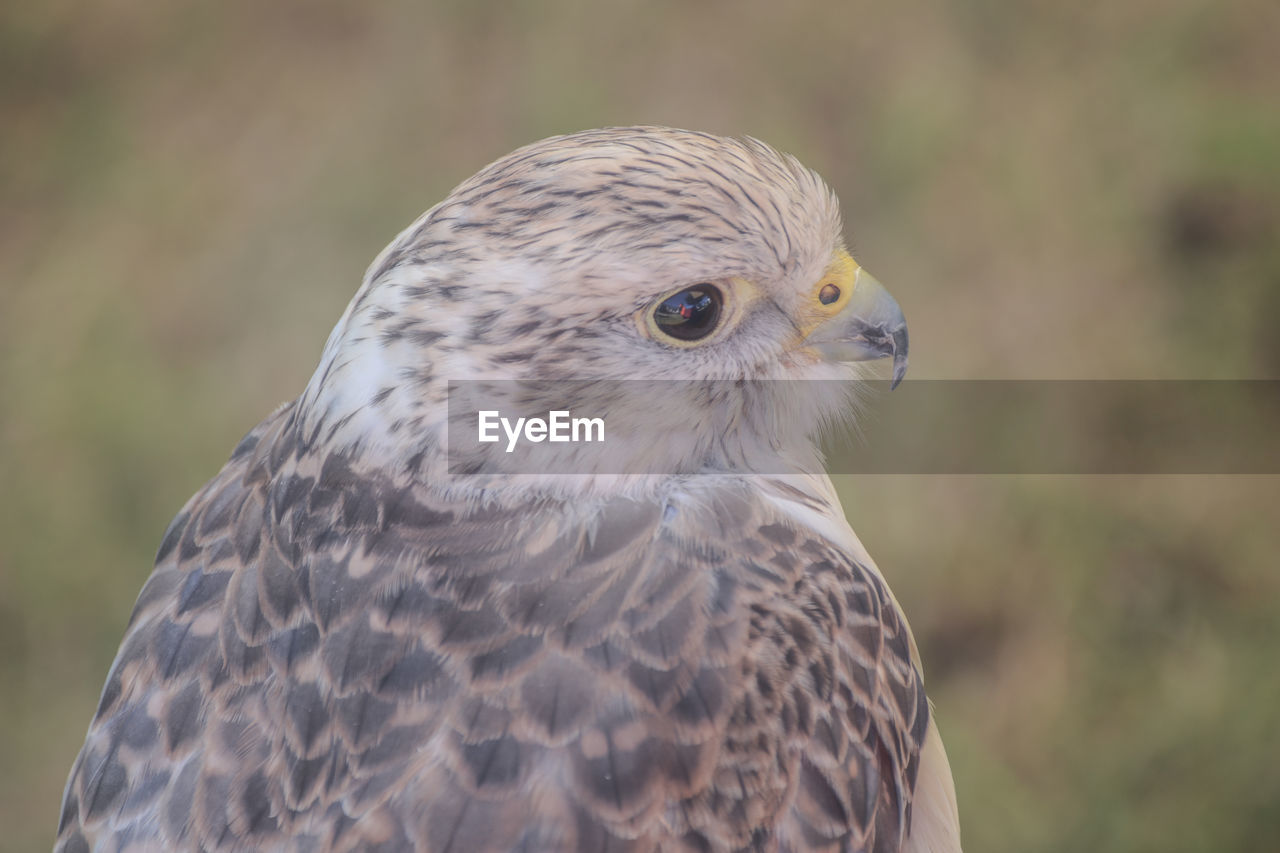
[819,283,841,305]
[652,285,723,342]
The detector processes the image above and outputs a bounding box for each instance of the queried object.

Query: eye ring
[651,284,724,343]
[819,283,841,305]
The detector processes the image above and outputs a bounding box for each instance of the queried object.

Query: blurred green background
[2,1,1278,851]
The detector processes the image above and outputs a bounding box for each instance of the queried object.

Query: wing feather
[57,406,931,852]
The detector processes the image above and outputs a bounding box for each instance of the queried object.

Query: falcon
[57,127,961,852]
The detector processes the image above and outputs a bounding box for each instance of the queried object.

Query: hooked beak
[804,267,909,389]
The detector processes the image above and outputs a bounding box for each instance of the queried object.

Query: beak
[804,267,909,389]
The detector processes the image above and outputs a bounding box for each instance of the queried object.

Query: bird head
[299,127,907,483]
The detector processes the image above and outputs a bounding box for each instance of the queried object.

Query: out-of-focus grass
[2,1,1277,851]
[837,476,1280,852]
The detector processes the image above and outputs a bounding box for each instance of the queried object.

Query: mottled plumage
[58,127,960,852]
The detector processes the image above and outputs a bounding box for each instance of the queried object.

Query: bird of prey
[57,127,961,852]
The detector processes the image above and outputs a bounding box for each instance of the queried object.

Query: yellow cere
[795,249,859,338]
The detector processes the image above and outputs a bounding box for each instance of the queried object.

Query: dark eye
[652,285,723,342]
